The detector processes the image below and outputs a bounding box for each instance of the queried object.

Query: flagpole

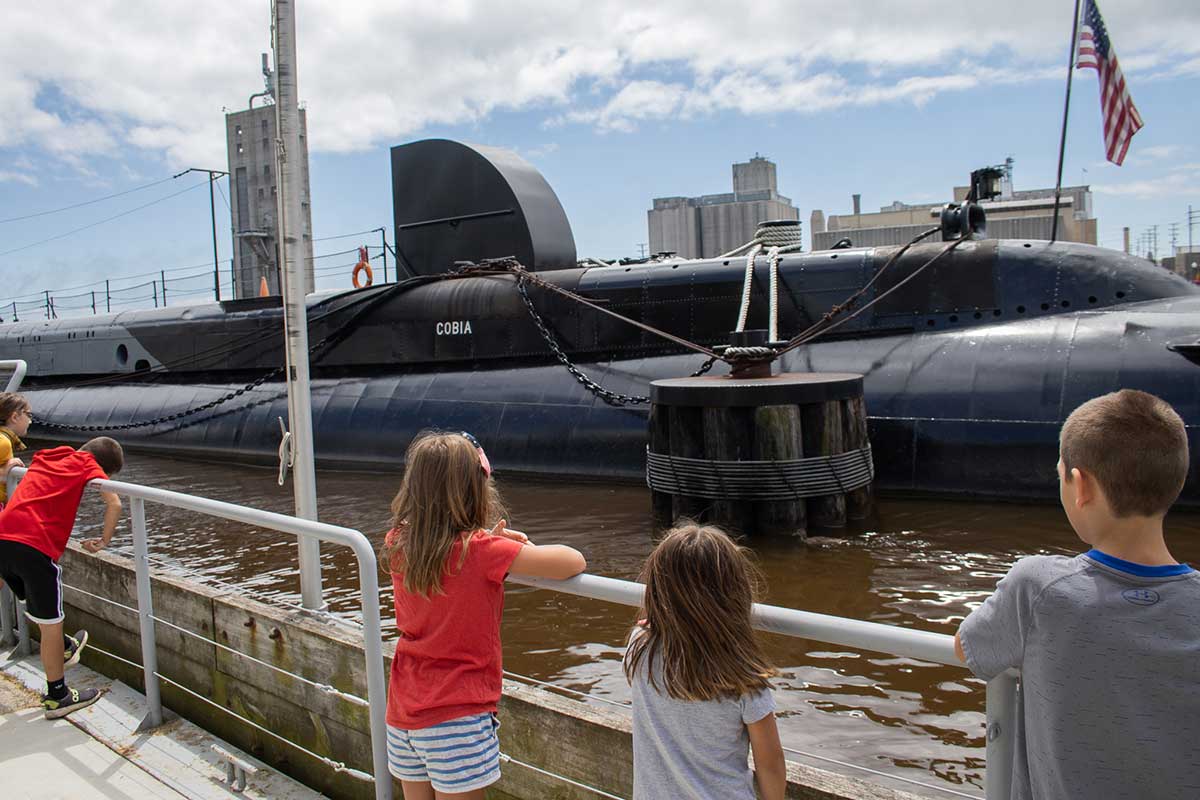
[1051,0,1084,243]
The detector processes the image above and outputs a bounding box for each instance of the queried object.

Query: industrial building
[811,167,1097,251]
[225,100,314,298]
[648,156,800,258]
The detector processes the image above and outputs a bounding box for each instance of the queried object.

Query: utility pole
[637,243,648,258]
[1188,205,1198,256]
[1151,224,1159,262]
[174,168,230,301]
[273,0,323,611]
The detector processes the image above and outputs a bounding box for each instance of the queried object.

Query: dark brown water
[70,452,1200,798]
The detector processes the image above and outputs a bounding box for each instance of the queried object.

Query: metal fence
[0,469,393,800]
[508,573,1017,799]
[0,491,1020,799]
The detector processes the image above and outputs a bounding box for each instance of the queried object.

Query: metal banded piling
[647,371,874,538]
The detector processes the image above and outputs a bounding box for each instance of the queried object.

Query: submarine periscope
[2,139,1198,515]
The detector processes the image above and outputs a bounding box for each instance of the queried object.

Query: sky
[1,0,1198,314]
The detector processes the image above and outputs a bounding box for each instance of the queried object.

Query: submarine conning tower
[390,139,578,275]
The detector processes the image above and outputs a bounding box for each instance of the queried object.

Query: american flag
[1075,0,1143,165]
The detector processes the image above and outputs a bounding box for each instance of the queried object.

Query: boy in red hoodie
[0,436,124,718]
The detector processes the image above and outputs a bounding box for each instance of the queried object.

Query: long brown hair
[624,523,776,701]
[382,431,506,597]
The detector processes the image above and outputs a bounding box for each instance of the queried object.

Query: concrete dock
[1,646,322,800]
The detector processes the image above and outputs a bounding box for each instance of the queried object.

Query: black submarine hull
[14,290,1200,506]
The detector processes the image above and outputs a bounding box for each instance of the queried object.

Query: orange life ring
[352,246,374,288]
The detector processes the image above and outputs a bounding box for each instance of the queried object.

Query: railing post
[131,497,164,729]
[0,585,15,646]
[15,598,31,656]
[354,541,393,799]
[2,359,27,392]
[985,670,1019,800]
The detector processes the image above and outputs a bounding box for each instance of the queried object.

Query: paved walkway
[1,646,323,800]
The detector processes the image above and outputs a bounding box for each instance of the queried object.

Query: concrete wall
[58,545,925,800]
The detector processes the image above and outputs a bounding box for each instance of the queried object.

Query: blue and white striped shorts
[386,713,502,792]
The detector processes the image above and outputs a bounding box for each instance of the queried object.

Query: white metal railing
[1,467,393,800]
[0,361,27,649]
[509,573,1018,800]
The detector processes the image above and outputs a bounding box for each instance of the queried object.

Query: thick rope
[734,243,763,333]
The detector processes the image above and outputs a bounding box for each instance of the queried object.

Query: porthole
[949,314,959,323]
[135,359,150,371]
[1061,300,1071,308]
[974,312,983,320]
[116,344,129,365]
[926,319,936,327]
[830,254,838,260]
[1023,243,1032,248]
[1088,296,1098,304]
[992,309,1002,317]
[1017,305,1026,314]
[723,260,730,266]
[1116,291,1126,299]
[1040,303,1050,311]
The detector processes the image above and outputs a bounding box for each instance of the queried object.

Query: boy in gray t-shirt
[957,390,1200,800]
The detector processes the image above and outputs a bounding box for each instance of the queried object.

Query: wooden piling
[647,372,872,538]
[841,395,874,520]
[667,404,707,523]
[752,405,806,538]
[702,406,756,536]
[801,400,847,529]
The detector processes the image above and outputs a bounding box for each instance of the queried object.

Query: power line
[0,180,211,259]
[215,179,232,213]
[313,227,383,242]
[0,174,178,225]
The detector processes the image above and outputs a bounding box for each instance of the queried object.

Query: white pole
[273,0,323,610]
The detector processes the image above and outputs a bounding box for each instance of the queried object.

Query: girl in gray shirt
[624,523,786,799]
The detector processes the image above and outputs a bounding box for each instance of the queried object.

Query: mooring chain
[515,276,650,406]
[35,368,284,432]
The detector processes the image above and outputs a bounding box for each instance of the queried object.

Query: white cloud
[0,1,1198,170]
[1093,164,1200,198]
[1129,144,1184,164]
[0,170,37,186]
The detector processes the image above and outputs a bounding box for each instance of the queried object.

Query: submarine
[3,139,1199,506]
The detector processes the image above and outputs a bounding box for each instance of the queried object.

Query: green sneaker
[42,686,102,719]
[64,630,88,667]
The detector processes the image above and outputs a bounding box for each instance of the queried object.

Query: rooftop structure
[648,156,800,258]
[225,101,315,298]
[811,162,1097,250]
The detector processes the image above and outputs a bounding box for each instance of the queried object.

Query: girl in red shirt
[382,431,586,800]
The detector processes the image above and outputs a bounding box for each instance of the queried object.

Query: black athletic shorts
[0,539,64,625]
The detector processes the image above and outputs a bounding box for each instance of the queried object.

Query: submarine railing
[3,466,395,800]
